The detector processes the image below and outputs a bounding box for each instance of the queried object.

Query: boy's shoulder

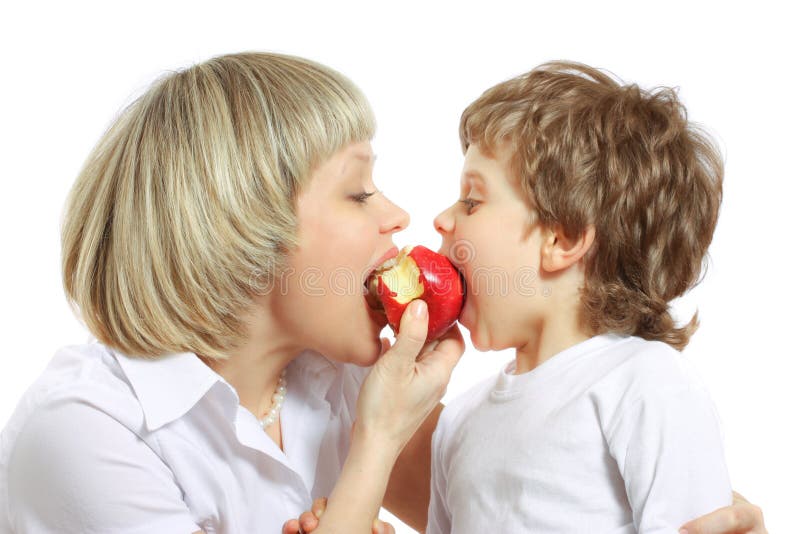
[588,335,715,428]
[437,372,498,434]
[597,335,706,392]
[440,335,707,414]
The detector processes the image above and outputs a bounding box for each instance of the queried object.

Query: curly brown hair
[460,61,724,351]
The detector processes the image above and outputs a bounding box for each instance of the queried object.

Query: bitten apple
[365,245,465,341]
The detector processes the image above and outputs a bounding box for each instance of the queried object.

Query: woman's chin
[320,333,381,367]
[346,336,384,366]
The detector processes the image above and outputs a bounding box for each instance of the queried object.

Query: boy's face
[434,143,548,351]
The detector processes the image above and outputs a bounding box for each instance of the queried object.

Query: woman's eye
[459,198,480,214]
[351,190,378,204]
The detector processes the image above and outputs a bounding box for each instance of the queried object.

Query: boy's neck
[515,311,593,375]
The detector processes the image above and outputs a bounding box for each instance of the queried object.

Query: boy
[426,61,730,532]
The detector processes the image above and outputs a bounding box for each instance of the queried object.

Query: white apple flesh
[366,245,465,342]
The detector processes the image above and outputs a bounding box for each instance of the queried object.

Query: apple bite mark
[366,245,465,342]
[375,247,425,303]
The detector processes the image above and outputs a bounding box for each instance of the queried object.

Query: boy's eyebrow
[464,170,485,182]
[463,170,488,192]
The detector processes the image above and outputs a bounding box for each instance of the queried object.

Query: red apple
[365,245,465,342]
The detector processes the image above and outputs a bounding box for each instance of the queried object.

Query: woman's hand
[297,301,463,533]
[355,300,464,457]
[281,498,395,534]
[679,492,767,533]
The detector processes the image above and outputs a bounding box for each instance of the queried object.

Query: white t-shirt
[427,333,731,534]
[0,339,369,533]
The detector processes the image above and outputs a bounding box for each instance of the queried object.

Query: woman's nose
[380,196,410,234]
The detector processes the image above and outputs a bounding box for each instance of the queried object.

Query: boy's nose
[380,195,411,234]
[434,204,455,235]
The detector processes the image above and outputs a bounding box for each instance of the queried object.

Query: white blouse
[0,339,369,533]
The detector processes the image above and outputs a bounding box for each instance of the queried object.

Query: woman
[0,52,764,533]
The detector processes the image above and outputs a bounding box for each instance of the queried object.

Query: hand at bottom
[679,491,766,534]
[282,498,396,534]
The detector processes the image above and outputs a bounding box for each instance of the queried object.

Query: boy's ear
[540,224,596,273]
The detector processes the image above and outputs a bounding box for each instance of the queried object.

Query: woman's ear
[540,224,596,273]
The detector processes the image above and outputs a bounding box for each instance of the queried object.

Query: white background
[1,1,797,532]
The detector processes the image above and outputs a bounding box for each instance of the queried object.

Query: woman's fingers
[417,324,465,382]
[356,300,464,453]
[382,301,428,373]
[680,500,767,534]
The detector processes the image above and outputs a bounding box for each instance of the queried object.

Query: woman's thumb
[384,300,428,369]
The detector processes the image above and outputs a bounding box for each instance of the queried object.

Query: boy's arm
[424,411,452,534]
[382,403,444,532]
[607,384,732,531]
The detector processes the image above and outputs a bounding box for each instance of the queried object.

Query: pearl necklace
[259,368,287,429]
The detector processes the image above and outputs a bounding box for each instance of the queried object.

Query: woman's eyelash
[351,190,378,203]
[459,198,480,212]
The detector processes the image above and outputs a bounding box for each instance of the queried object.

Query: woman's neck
[200,296,301,422]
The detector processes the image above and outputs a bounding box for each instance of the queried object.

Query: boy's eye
[459,198,480,214]
[351,190,378,204]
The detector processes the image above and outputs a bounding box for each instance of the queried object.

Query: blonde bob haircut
[61,52,376,361]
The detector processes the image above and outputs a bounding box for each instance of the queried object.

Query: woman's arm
[311,425,404,532]
[282,404,442,534]
[310,301,464,533]
[382,404,443,531]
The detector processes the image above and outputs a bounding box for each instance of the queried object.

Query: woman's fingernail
[413,300,427,318]
[313,507,324,518]
[372,518,382,533]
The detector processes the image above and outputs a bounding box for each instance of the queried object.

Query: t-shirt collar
[494,333,628,397]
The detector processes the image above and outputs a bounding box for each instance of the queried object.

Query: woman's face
[434,143,546,351]
[277,140,409,365]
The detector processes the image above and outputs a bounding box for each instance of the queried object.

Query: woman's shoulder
[1,342,200,532]
[13,340,140,407]
[1,340,146,460]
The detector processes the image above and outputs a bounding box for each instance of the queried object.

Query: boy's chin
[469,330,492,352]
[459,307,489,351]
[464,316,498,352]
